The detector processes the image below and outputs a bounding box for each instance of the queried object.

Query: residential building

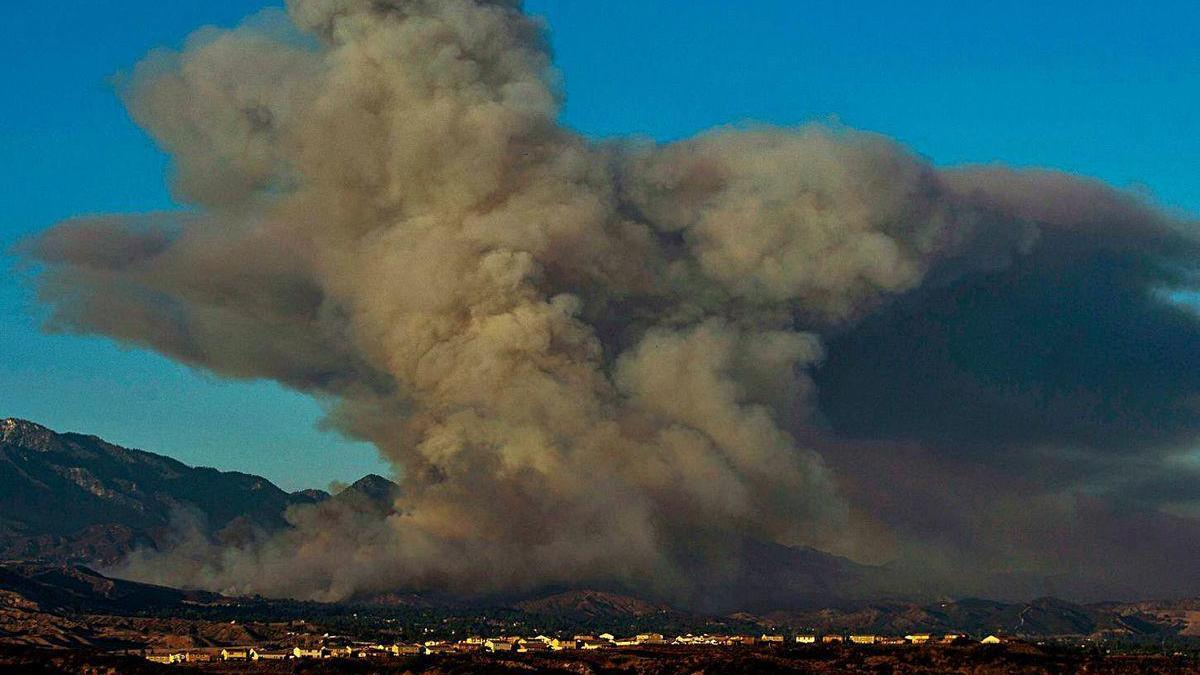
[220,648,252,661]
[579,639,609,650]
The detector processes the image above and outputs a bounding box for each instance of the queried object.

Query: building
[878,637,907,646]
[293,647,322,659]
[144,652,180,664]
[394,644,421,655]
[795,634,817,644]
[905,633,931,644]
[822,634,845,644]
[579,639,609,650]
[849,634,877,645]
[220,648,252,661]
[486,639,515,652]
[637,633,665,644]
[612,637,641,647]
[760,634,785,643]
[352,647,393,659]
[981,634,1005,644]
[941,633,968,644]
[422,644,454,655]
[251,649,290,660]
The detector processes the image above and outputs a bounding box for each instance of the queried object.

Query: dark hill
[515,590,673,621]
[0,562,220,614]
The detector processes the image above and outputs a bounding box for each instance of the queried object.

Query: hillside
[0,418,326,565]
[759,595,1178,638]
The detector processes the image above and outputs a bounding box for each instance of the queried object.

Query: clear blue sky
[2,1,1198,491]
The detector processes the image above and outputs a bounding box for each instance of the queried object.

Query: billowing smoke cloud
[21,0,1200,605]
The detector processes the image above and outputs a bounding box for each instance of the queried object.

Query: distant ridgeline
[0,417,398,565]
[0,418,891,612]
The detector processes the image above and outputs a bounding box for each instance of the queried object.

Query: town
[142,630,1010,664]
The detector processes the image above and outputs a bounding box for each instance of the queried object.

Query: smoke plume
[22,0,1200,605]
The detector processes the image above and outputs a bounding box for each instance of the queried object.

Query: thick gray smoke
[23,0,1200,605]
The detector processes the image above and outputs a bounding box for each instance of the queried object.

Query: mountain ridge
[0,417,334,565]
[0,562,1196,642]
[8,416,1196,627]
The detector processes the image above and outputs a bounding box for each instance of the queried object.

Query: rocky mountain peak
[344,474,400,499]
[332,474,401,513]
[1,418,64,452]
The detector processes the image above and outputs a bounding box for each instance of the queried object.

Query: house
[517,641,548,652]
[293,647,322,659]
[760,634,785,643]
[549,637,576,650]
[795,634,816,644]
[849,634,877,645]
[422,644,454,655]
[394,644,421,655]
[612,637,641,647]
[350,643,393,653]
[599,632,615,641]
[878,637,906,646]
[486,639,515,652]
[251,649,290,660]
[579,639,609,650]
[941,633,968,644]
[144,652,180,664]
[637,632,665,644]
[370,643,395,652]
[822,634,845,644]
[322,645,353,658]
[981,634,1005,644]
[220,648,252,661]
[905,633,931,644]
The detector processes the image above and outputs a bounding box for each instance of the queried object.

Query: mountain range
[1,562,1199,648]
[0,417,884,613]
[5,416,1200,644]
[0,417,391,565]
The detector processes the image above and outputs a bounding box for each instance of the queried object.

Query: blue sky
[2,0,1198,491]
